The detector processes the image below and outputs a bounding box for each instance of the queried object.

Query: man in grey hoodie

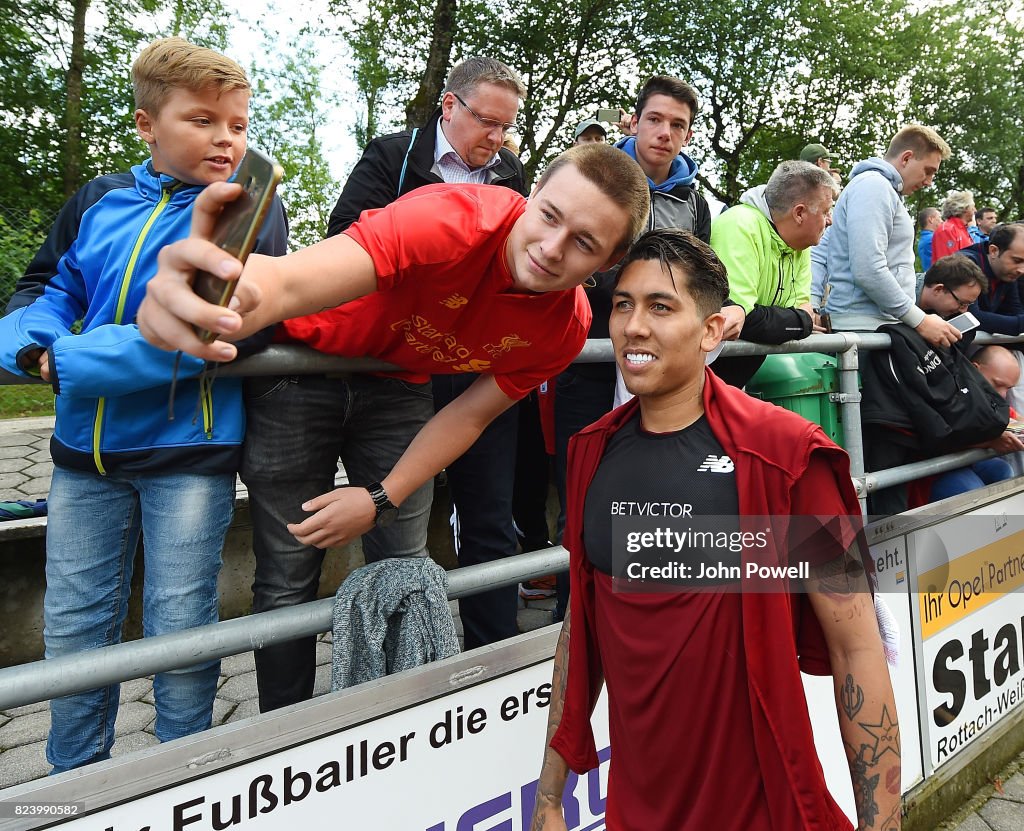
[821,125,960,347]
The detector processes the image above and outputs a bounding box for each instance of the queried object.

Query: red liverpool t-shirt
[280,185,591,401]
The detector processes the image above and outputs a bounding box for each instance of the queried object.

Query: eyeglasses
[947,286,973,311]
[452,92,520,135]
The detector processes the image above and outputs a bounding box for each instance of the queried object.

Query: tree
[0,0,228,303]
[337,0,652,186]
[646,0,919,204]
[404,0,458,128]
[247,24,342,248]
[332,0,439,146]
[907,3,1024,219]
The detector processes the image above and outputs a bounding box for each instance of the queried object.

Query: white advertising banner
[909,496,1024,772]
[49,662,609,831]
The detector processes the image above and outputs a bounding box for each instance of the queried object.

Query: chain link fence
[0,204,55,310]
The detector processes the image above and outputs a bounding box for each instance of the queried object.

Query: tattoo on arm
[847,742,881,828]
[842,673,865,720]
[841,673,901,830]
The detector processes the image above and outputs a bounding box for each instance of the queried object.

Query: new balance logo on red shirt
[696,454,734,473]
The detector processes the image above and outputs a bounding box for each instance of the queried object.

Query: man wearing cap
[574,118,607,145]
[800,142,832,170]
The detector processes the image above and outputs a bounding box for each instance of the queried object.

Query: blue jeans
[241,374,435,711]
[931,458,1014,502]
[44,465,233,774]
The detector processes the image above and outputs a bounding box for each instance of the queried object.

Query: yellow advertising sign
[919,531,1024,639]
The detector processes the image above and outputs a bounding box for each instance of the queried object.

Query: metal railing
[2,332,1023,708]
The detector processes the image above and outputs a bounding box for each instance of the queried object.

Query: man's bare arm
[805,548,901,831]
[289,375,517,549]
[139,182,378,362]
[531,609,577,831]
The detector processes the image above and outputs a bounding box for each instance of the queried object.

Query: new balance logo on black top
[696,454,734,473]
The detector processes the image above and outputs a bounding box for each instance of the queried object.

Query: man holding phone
[139,143,651,709]
[233,56,535,713]
[860,254,1022,515]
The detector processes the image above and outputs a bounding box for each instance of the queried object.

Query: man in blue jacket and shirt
[961,222,1024,334]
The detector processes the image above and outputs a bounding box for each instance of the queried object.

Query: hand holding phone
[946,311,980,333]
[193,148,283,342]
[596,107,621,123]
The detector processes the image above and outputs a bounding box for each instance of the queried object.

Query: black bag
[869,324,1008,453]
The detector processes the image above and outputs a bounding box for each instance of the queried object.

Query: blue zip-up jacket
[917,229,935,271]
[0,160,288,476]
[613,136,712,242]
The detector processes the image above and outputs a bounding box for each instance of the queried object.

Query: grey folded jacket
[332,556,460,691]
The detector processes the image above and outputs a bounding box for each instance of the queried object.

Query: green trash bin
[745,353,847,447]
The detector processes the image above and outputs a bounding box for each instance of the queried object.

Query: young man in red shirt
[138,142,649,571]
[532,229,900,830]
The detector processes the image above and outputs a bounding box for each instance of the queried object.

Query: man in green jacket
[710,160,837,387]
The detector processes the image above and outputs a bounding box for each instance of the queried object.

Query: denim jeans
[931,458,1014,502]
[44,465,233,773]
[433,373,520,650]
[240,374,434,711]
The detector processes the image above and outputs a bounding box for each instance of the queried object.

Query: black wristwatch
[366,482,399,528]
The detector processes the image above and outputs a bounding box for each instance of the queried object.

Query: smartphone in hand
[946,311,980,333]
[193,147,284,343]
[596,107,621,123]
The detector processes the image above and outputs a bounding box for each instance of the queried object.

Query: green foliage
[330,0,440,146]
[0,0,231,229]
[0,384,55,420]
[0,212,49,309]
[907,2,1024,218]
[333,0,1024,211]
[460,0,649,183]
[247,21,342,247]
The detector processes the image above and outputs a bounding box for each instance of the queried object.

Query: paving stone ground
[937,752,1024,831]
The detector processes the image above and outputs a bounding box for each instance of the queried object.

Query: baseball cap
[799,143,831,163]
[574,118,608,139]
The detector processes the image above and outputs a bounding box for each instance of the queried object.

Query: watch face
[376,506,399,528]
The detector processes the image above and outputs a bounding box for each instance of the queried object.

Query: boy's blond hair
[132,37,250,115]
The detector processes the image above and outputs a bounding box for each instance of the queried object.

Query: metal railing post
[836,338,867,515]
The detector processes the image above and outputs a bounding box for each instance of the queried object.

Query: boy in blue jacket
[0,37,287,773]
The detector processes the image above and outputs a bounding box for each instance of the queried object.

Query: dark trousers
[513,390,552,552]
[241,374,435,712]
[432,373,520,650]
[864,425,918,518]
[553,369,615,620]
